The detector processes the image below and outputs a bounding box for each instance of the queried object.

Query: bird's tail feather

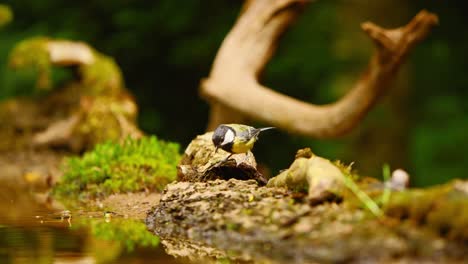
[253,127,275,137]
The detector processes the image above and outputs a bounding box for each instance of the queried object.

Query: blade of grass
[342,174,383,218]
[380,163,392,206]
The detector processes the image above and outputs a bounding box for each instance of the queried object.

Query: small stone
[390,169,410,191]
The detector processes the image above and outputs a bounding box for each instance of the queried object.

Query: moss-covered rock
[69,95,140,150]
[2,37,142,152]
[7,37,124,96]
[79,53,123,96]
[53,136,181,200]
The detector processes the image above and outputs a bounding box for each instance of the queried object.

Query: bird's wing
[236,126,257,142]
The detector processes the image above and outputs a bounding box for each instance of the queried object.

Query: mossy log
[147,179,467,263]
[150,133,467,263]
[148,144,468,264]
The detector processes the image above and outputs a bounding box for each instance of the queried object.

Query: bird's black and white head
[212,125,235,153]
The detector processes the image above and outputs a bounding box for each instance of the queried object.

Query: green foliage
[410,95,468,186]
[0,4,12,27]
[54,136,181,198]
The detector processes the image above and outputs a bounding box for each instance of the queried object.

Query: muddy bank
[94,192,161,220]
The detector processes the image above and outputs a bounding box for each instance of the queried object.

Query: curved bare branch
[200,0,438,138]
[47,40,95,65]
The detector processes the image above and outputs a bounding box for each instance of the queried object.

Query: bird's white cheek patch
[222,129,235,145]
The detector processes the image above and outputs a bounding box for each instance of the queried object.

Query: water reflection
[0,214,185,263]
[0,180,241,263]
[0,225,86,263]
[0,185,181,264]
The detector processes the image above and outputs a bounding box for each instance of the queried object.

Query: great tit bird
[212,124,274,160]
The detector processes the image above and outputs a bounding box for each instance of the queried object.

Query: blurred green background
[0,0,467,186]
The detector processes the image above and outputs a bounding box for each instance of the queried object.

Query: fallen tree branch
[200,0,438,137]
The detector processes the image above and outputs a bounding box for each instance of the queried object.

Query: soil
[96,192,161,220]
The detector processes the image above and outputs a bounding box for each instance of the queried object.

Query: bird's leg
[206,152,233,171]
[241,154,248,164]
[221,153,234,164]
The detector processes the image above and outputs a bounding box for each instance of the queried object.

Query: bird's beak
[215,146,219,153]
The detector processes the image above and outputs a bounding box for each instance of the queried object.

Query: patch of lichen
[0,4,12,27]
[384,180,468,241]
[53,136,181,199]
[8,37,52,89]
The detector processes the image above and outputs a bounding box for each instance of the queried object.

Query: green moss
[76,96,138,149]
[8,37,125,96]
[225,222,240,231]
[216,257,232,264]
[384,180,468,241]
[8,37,52,89]
[54,136,181,199]
[79,53,124,96]
[0,4,12,27]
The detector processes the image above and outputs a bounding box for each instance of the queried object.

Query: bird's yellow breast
[231,137,256,153]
